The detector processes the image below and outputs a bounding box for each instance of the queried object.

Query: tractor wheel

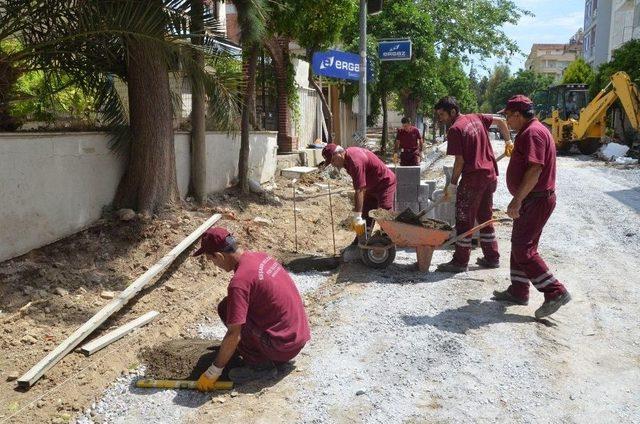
[577,138,602,155]
[360,234,396,269]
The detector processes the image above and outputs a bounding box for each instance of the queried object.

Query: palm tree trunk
[0,53,20,131]
[114,40,178,213]
[189,0,207,203]
[239,44,259,194]
[265,36,296,153]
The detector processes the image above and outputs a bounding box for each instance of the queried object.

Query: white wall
[0,131,277,262]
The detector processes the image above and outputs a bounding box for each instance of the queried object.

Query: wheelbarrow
[359,209,509,272]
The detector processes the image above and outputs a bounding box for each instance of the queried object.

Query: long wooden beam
[79,311,159,356]
[17,214,221,388]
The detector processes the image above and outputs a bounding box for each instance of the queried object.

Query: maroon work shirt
[446,114,498,180]
[506,118,557,196]
[344,147,397,194]
[396,126,421,150]
[225,252,311,352]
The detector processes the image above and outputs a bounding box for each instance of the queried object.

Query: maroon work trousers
[217,297,303,365]
[400,149,420,166]
[452,176,500,266]
[507,193,567,301]
[362,180,397,227]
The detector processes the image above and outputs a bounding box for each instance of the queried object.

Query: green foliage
[562,58,594,84]
[339,0,527,119]
[591,39,640,97]
[437,53,477,113]
[484,64,511,111]
[10,71,95,124]
[1,0,245,137]
[491,70,553,112]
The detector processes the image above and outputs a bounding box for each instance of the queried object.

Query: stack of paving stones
[389,165,421,213]
[388,164,458,226]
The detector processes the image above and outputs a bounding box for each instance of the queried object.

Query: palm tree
[1,0,254,213]
[233,0,266,194]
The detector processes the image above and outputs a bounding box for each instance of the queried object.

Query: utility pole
[358,0,367,142]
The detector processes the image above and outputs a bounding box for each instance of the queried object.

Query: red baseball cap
[322,143,340,164]
[499,95,534,114]
[193,227,236,256]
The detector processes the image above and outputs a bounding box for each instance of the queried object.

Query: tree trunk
[114,40,178,213]
[0,53,21,131]
[239,44,260,194]
[189,0,207,203]
[402,94,419,125]
[265,36,296,153]
[306,49,333,143]
[381,89,388,154]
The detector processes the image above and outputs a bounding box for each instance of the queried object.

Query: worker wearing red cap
[395,117,423,166]
[322,143,397,243]
[433,96,513,273]
[193,227,311,390]
[493,95,571,318]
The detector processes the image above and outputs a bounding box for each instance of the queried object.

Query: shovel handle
[135,379,233,390]
[440,218,511,249]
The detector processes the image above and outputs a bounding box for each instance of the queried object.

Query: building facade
[584,0,640,68]
[524,37,583,81]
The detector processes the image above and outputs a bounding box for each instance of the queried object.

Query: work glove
[392,153,399,165]
[443,183,457,202]
[350,212,366,236]
[504,141,514,157]
[195,363,223,392]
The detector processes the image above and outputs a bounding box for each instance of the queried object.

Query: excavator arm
[574,72,640,140]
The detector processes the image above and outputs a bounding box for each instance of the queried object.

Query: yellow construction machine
[541,71,640,154]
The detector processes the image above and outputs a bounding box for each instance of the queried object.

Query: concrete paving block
[396,184,418,201]
[443,166,453,185]
[395,166,421,186]
[421,180,437,197]
[395,201,419,213]
[281,166,317,179]
[418,183,432,202]
[418,200,432,213]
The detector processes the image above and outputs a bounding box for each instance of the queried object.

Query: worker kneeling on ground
[493,95,571,318]
[394,117,423,166]
[322,143,397,245]
[193,227,311,390]
[434,96,512,272]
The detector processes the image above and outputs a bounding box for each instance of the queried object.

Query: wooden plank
[79,311,159,356]
[17,214,221,388]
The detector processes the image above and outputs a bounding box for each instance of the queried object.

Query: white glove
[351,212,366,227]
[444,183,457,201]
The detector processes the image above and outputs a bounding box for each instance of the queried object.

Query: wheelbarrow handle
[440,218,512,249]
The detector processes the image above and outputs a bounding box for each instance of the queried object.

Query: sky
[471,0,586,76]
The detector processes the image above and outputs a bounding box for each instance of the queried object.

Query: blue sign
[378,39,412,61]
[312,50,374,82]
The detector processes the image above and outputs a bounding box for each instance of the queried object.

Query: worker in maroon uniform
[193,227,311,390]
[434,96,512,273]
[322,143,397,243]
[493,95,571,318]
[394,117,423,166]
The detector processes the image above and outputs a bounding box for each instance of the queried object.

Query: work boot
[436,260,467,273]
[476,257,500,269]
[492,289,528,305]
[228,361,277,384]
[535,292,571,319]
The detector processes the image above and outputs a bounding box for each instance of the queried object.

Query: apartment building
[584,0,640,68]
[524,34,583,81]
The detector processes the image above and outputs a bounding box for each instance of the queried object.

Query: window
[635,2,640,28]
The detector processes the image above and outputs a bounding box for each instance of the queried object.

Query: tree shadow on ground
[401,299,555,335]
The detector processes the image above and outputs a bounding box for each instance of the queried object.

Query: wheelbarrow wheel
[360,234,396,269]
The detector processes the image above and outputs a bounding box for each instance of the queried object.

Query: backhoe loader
[544,71,640,154]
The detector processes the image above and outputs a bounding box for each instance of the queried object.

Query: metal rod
[292,179,298,252]
[327,179,337,256]
[358,0,367,140]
